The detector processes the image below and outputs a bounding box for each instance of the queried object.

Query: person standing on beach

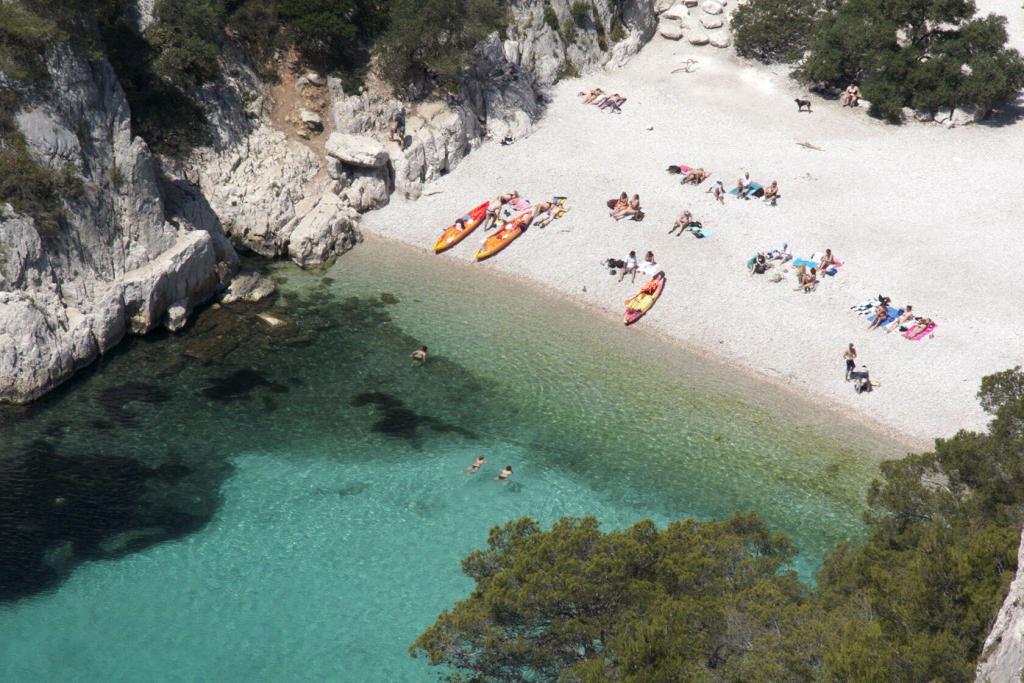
[843,343,857,381]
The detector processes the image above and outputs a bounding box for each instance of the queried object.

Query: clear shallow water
[0,237,905,681]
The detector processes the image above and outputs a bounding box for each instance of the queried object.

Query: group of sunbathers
[669,165,780,206]
[481,191,564,231]
[608,192,643,221]
[579,88,628,112]
[860,296,936,338]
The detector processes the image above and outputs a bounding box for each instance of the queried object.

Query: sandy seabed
[364,7,1024,447]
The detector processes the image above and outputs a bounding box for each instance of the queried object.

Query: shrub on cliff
[378,0,505,87]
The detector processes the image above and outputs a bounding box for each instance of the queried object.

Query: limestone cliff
[0,44,234,403]
[977,527,1024,682]
[0,0,656,403]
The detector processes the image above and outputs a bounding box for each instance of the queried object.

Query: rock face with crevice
[0,44,234,404]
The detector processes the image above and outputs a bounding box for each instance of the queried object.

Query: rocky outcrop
[656,0,734,50]
[3,0,661,404]
[0,43,233,403]
[977,527,1024,682]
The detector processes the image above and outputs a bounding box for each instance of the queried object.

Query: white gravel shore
[363,25,1024,446]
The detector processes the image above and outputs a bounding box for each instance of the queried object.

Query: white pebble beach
[364,1,1024,447]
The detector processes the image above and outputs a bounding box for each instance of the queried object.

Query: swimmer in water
[411,346,428,365]
[467,455,487,473]
[496,465,512,481]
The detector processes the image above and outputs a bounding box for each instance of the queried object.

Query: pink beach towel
[904,324,936,341]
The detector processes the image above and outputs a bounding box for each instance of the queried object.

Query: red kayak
[624,272,666,325]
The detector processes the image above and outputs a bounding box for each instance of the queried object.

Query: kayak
[624,272,666,325]
[433,202,489,253]
[475,211,533,261]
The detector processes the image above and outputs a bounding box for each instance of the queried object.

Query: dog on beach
[795,98,813,113]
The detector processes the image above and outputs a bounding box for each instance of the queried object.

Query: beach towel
[793,258,817,269]
[904,323,937,341]
[729,182,764,197]
[667,164,693,174]
[867,306,902,326]
[692,227,712,238]
[509,197,532,212]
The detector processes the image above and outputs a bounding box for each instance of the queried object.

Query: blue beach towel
[793,258,817,269]
[729,182,764,197]
[867,306,902,326]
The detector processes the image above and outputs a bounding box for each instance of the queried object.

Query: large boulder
[325,132,389,168]
[342,168,390,212]
[659,22,684,39]
[701,15,724,29]
[285,193,361,268]
[702,0,723,14]
[688,28,710,45]
[708,32,731,48]
[947,105,984,127]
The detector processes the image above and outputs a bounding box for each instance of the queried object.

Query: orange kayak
[433,202,489,254]
[624,272,666,325]
[475,211,533,261]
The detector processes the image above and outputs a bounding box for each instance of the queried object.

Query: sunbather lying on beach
[530,201,560,228]
[612,194,641,220]
[599,94,627,112]
[886,305,914,332]
[794,267,818,292]
[579,88,604,104]
[905,317,935,338]
[762,180,780,205]
[681,168,710,185]
[766,243,792,262]
[483,191,519,231]
[669,209,693,236]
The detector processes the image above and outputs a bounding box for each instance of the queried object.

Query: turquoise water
[0,238,904,680]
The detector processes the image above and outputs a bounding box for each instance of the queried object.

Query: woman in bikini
[707,179,726,205]
[467,455,487,473]
[905,317,935,338]
[817,248,836,272]
[886,305,914,333]
[613,194,641,220]
[794,267,818,292]
[580,88,604,104]
[669,209,693,236]
[867,303,890,330]
[682,168,709,185]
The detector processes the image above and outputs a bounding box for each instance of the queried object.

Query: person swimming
[411,346,428,365]
[496,465,512,481]
[468,455,487,473]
